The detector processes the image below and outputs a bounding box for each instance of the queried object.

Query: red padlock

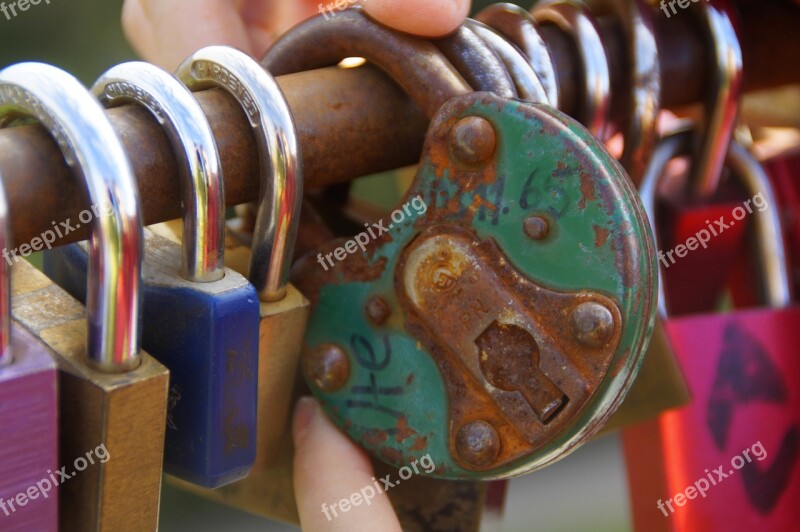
[654,0,747,315]
[624,130,800,531]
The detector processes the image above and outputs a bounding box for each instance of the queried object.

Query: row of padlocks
[0,0,799,530]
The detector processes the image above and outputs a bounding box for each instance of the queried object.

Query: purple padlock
[0,180,59,531]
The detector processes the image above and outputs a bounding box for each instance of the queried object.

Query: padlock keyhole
[476,321,567,424]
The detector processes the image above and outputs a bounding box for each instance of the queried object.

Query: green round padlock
[294,91,656,480]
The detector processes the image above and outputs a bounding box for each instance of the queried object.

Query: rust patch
[396,416,416,442]
[292,248,388,306]
[380,447,404,464]
[364,428,389,446]
[593,225,610,248]
[578,170,596,210]
[410,436,428,451]
[406,373,414,386]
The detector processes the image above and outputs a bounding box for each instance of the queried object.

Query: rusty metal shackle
[262,8,472,119]
[476,3,561,107]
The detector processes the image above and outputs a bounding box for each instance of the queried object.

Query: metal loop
[476,3,560,107]
[261,8,471,119]
[434,23,518,98]
[640,130,790,317]
[690,0,744,197]
[591,0,661,186]
[467,20,549,103]
[177,46,301,302]
[0,178,9,367]
[0,62,143,373]
[92,62,225,283]
[532,0,611,138]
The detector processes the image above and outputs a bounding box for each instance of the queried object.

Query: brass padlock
[603,321,689,431]
[0,62,169,531]
[163,46,309,523]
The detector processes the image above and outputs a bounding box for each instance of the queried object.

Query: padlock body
[44,234,261,488]
[166,237,310,524]
[293,92,657,479]
[659,199,749,314]
[624,307,800,530]
[603,318,690,431]
[0,322,58,531]
[13,259,169,531]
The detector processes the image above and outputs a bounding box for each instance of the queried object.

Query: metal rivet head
[455,420,500,468]
[365,296,391,325]
[304,343,350,392]
[570,302,615,348]
[449,116,496,165]
[523,215,550,240]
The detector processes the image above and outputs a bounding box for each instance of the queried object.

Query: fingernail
[293,396,318,445]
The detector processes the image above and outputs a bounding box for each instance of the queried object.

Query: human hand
[292,396,402,531]
[122,0,471,70]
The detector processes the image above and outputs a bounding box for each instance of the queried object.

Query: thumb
[362,0,471,37]
[292,397,402,531]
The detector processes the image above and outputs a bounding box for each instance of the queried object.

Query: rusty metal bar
[0,1,798,247]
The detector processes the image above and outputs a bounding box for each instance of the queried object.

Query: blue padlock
[43,62,260,488]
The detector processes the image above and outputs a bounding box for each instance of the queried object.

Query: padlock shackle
[0,63,144,372]
[688,0,744,198]
[727,141,792,307]
[93,62,226,283]
[467,20,549,103]
[641,129,791,317]
[0,180,9,368]
[433,23,518,99]
[584,0,661,186]
[177,46,302,302]
[262,8,472,119]
[475,3,560,107]
[429,17,548,103]
[532,0,611,139]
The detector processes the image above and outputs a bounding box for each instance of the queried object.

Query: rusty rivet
[455,420,500,468]
[570,302,615,348]
[366,296,391,325]
[523,215,550,240]
[304,343,350,392]
[449,116,496,165]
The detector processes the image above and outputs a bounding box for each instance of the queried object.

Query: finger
[242,0,326,56]
[362,0,471,37]
[122,0,251,69]
[293,397,401,532]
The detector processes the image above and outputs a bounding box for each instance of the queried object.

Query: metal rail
[0,1,797,246]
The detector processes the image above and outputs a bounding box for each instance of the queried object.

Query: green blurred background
[0,0,133,82]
